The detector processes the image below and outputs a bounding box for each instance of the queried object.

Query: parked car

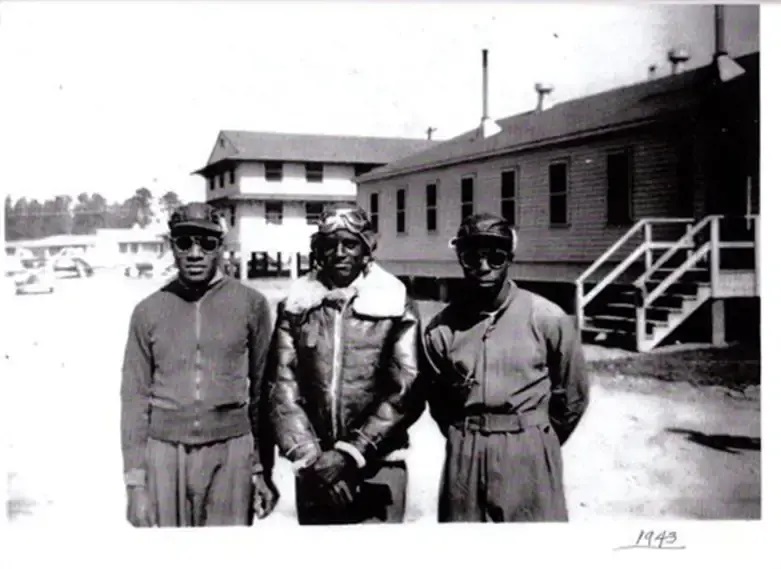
[15,260,55,295]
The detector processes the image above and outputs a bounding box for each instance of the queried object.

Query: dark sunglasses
[458,248,511,270]
[171,235,222,253]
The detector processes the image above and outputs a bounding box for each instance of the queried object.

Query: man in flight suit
[422,213,590,522]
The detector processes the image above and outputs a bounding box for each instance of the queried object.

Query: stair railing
[574,217,694,331]
[634,215,718,302]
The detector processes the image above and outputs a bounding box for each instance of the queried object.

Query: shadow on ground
[666,428,761,455]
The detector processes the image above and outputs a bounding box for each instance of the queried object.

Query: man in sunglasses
[422,212,589,522]
[120,202,279,527]
[265,203,425,525]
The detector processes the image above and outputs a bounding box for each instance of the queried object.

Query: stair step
[605,302,683,313]
[587,314,669,325]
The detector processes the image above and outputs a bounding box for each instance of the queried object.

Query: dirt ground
[4,273,760,526]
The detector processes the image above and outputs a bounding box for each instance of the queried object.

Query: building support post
[239,249,248,281]
[711,298,727,347]
[290,252,298,281]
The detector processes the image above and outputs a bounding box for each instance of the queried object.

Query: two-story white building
[193,130,438,279]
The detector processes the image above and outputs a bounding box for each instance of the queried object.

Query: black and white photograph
[1,0,775,564]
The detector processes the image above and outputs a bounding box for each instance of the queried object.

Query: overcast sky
[0,2,759,204]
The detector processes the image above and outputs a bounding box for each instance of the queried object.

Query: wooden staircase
[575,215,759,352]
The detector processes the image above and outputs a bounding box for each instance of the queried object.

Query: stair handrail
[574,217,694,330]
[576,218,690,287]
[633,215,719,292]
[643,242,711,307]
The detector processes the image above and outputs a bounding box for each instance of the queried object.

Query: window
[549,161,569,226]
[305,202,324,225]
[426,182,438,232]
[396,189,406,234]
[229,205,236,227]
[461,176,475,220]
[265,161,283,181]
[305,162,324,183]
[229,169,235,185]
[500,169,517,225]
[369,193,379,232]
[265,201,283,225]
[209,176,215,191]
[355,164,374,178]
[606,150,633,226]
[219,173,224,188]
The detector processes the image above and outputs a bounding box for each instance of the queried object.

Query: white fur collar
[284,263,407,318]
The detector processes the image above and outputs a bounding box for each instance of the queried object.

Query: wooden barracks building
[356,9,759,352]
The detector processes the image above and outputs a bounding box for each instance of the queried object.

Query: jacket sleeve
[338,299,426,467]
[420,320,453,438]
[542,306,590,445]
[120,303,153,487]
[247,291,275,478]
[267,302,322,470]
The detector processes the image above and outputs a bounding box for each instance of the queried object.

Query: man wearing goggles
[421,212,590,522]
[121,202,279,527]
[266,203,425,524]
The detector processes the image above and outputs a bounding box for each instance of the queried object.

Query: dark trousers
[295,462,407,525]
[438,421,568,523]
[146,434,254,527]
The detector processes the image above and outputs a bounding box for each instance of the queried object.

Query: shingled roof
[193,131,440,175]
[357,51,759,184]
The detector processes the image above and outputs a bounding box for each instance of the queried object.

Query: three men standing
[120,203,279,527]
[121,202,587,526]
[422,213,590,522]
[265,204,425,524]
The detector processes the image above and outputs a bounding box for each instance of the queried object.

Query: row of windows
[368,149,635,234]
[208,169,236,191]
[262,201,339,226]
[210,163,377,189]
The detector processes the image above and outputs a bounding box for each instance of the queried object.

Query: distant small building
[192,130,439,279]
[5,225,167,268]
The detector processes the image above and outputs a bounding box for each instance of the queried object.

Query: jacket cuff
[334,441,367,469]
[285,441,320,473]
[124,468,146,487]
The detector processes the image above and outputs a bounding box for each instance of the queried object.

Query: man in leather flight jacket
[265,203,425,525]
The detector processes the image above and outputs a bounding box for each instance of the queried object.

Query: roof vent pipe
[479,49,502,138]
[534,82,554,112]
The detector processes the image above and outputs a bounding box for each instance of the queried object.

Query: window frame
[500,167,518,226]
[396,187,407,235]
[460,174,476,221]
[425,180,439,233]
[305,162,324,183]
[605,148,634,227]
[265,161,283,182]
[265,200,284,225]
[305,202,324,225]
[369,192,379,232]
[548,159,570,228]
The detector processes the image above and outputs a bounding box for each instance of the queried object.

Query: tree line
[4,188,183,241]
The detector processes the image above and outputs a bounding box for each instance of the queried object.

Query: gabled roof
[193,131,440,175]
[357,51,759,184]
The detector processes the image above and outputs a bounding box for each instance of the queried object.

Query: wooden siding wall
[358,124,707,267]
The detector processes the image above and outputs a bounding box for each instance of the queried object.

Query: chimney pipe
[714,5,726,59]
[481,49,489,121]
[478,49,502,138]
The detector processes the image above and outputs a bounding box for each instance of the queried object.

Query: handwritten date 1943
[615,530,686,551]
